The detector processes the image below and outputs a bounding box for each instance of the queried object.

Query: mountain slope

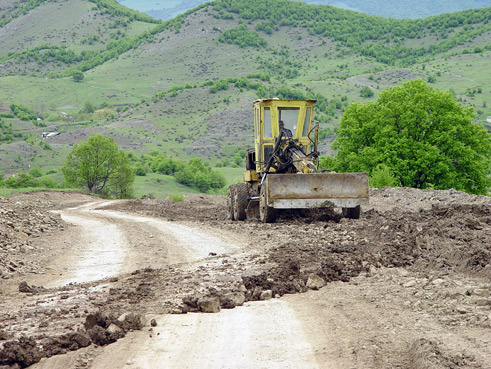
[0,0,490,176]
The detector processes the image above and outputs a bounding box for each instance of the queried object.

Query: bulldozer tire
[342,205,360,219]
[234,183,248,221]
[259,186,277,223]
[227,185,236,220]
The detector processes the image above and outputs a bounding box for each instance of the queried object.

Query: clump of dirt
[408,338,479,369]
[237,201,490,298]
[0,310,145,368]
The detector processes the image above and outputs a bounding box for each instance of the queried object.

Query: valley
[0,0,490,185]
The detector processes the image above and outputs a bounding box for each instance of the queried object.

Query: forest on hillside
[213,0,491,65]
[2,0,490,77]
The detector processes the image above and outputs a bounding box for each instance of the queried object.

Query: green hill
[0,0,490,180]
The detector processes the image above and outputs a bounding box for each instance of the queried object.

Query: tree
[327,79,491,195]
[62,134,134,198]
[360,86,374,98]
[72,70,84,82]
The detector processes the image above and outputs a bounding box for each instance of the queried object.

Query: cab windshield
[278,107,299,135]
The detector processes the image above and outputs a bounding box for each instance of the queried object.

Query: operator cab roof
[253,98,317,103]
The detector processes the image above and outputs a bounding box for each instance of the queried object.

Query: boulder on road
[306,274,327,290]
[198,297,221,313]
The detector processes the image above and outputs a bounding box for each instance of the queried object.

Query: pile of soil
[0,191,96,279]
[0,196,63,278]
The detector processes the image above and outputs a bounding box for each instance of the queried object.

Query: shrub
[369,164,399,188]
[360,86,374,98]
[170,194,184,202]
[4,173,39,188]
[29,167,43,178]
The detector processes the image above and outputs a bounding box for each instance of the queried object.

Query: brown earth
[0,188,490,368]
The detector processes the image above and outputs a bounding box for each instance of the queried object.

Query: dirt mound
[0,310,145,368]
[409,338,480,369]
[0,191,99,279]
[0,198,64,278]
[238,202,490,298]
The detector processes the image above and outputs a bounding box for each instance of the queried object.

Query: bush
[38,176,59,189]
[170,194,184,202]
[369,164,399,188]
[174,158,225,192]
[135,166,146,176]
[360,86,374,98]
[29,167,43,178]
[10,103,37,121]
[4,173,39,188]
[219,24,267,48]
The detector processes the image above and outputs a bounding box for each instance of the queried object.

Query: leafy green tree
[72,70,84,82]
[327,79,491,194]
[62,134,135,197]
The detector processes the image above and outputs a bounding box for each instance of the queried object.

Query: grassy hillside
[0,0,490,187]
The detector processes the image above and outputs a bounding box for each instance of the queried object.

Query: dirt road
[10,198,320,369]
[1,189,490,368]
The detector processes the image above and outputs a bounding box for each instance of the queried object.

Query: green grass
[0,187,80,197]
[133,172,201,198]
[214,167,244,186]
[132,167,243,198]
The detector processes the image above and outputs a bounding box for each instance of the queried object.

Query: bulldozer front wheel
[227,185,236,220]
[342,205,360,219]
[233,183,248,221]
[259,186,277,223]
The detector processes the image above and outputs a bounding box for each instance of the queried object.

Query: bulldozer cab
[253,99,317,174]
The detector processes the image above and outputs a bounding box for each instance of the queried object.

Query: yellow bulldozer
[228,99,369,223]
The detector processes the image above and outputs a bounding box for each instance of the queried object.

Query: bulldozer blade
[264,172,369,209]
